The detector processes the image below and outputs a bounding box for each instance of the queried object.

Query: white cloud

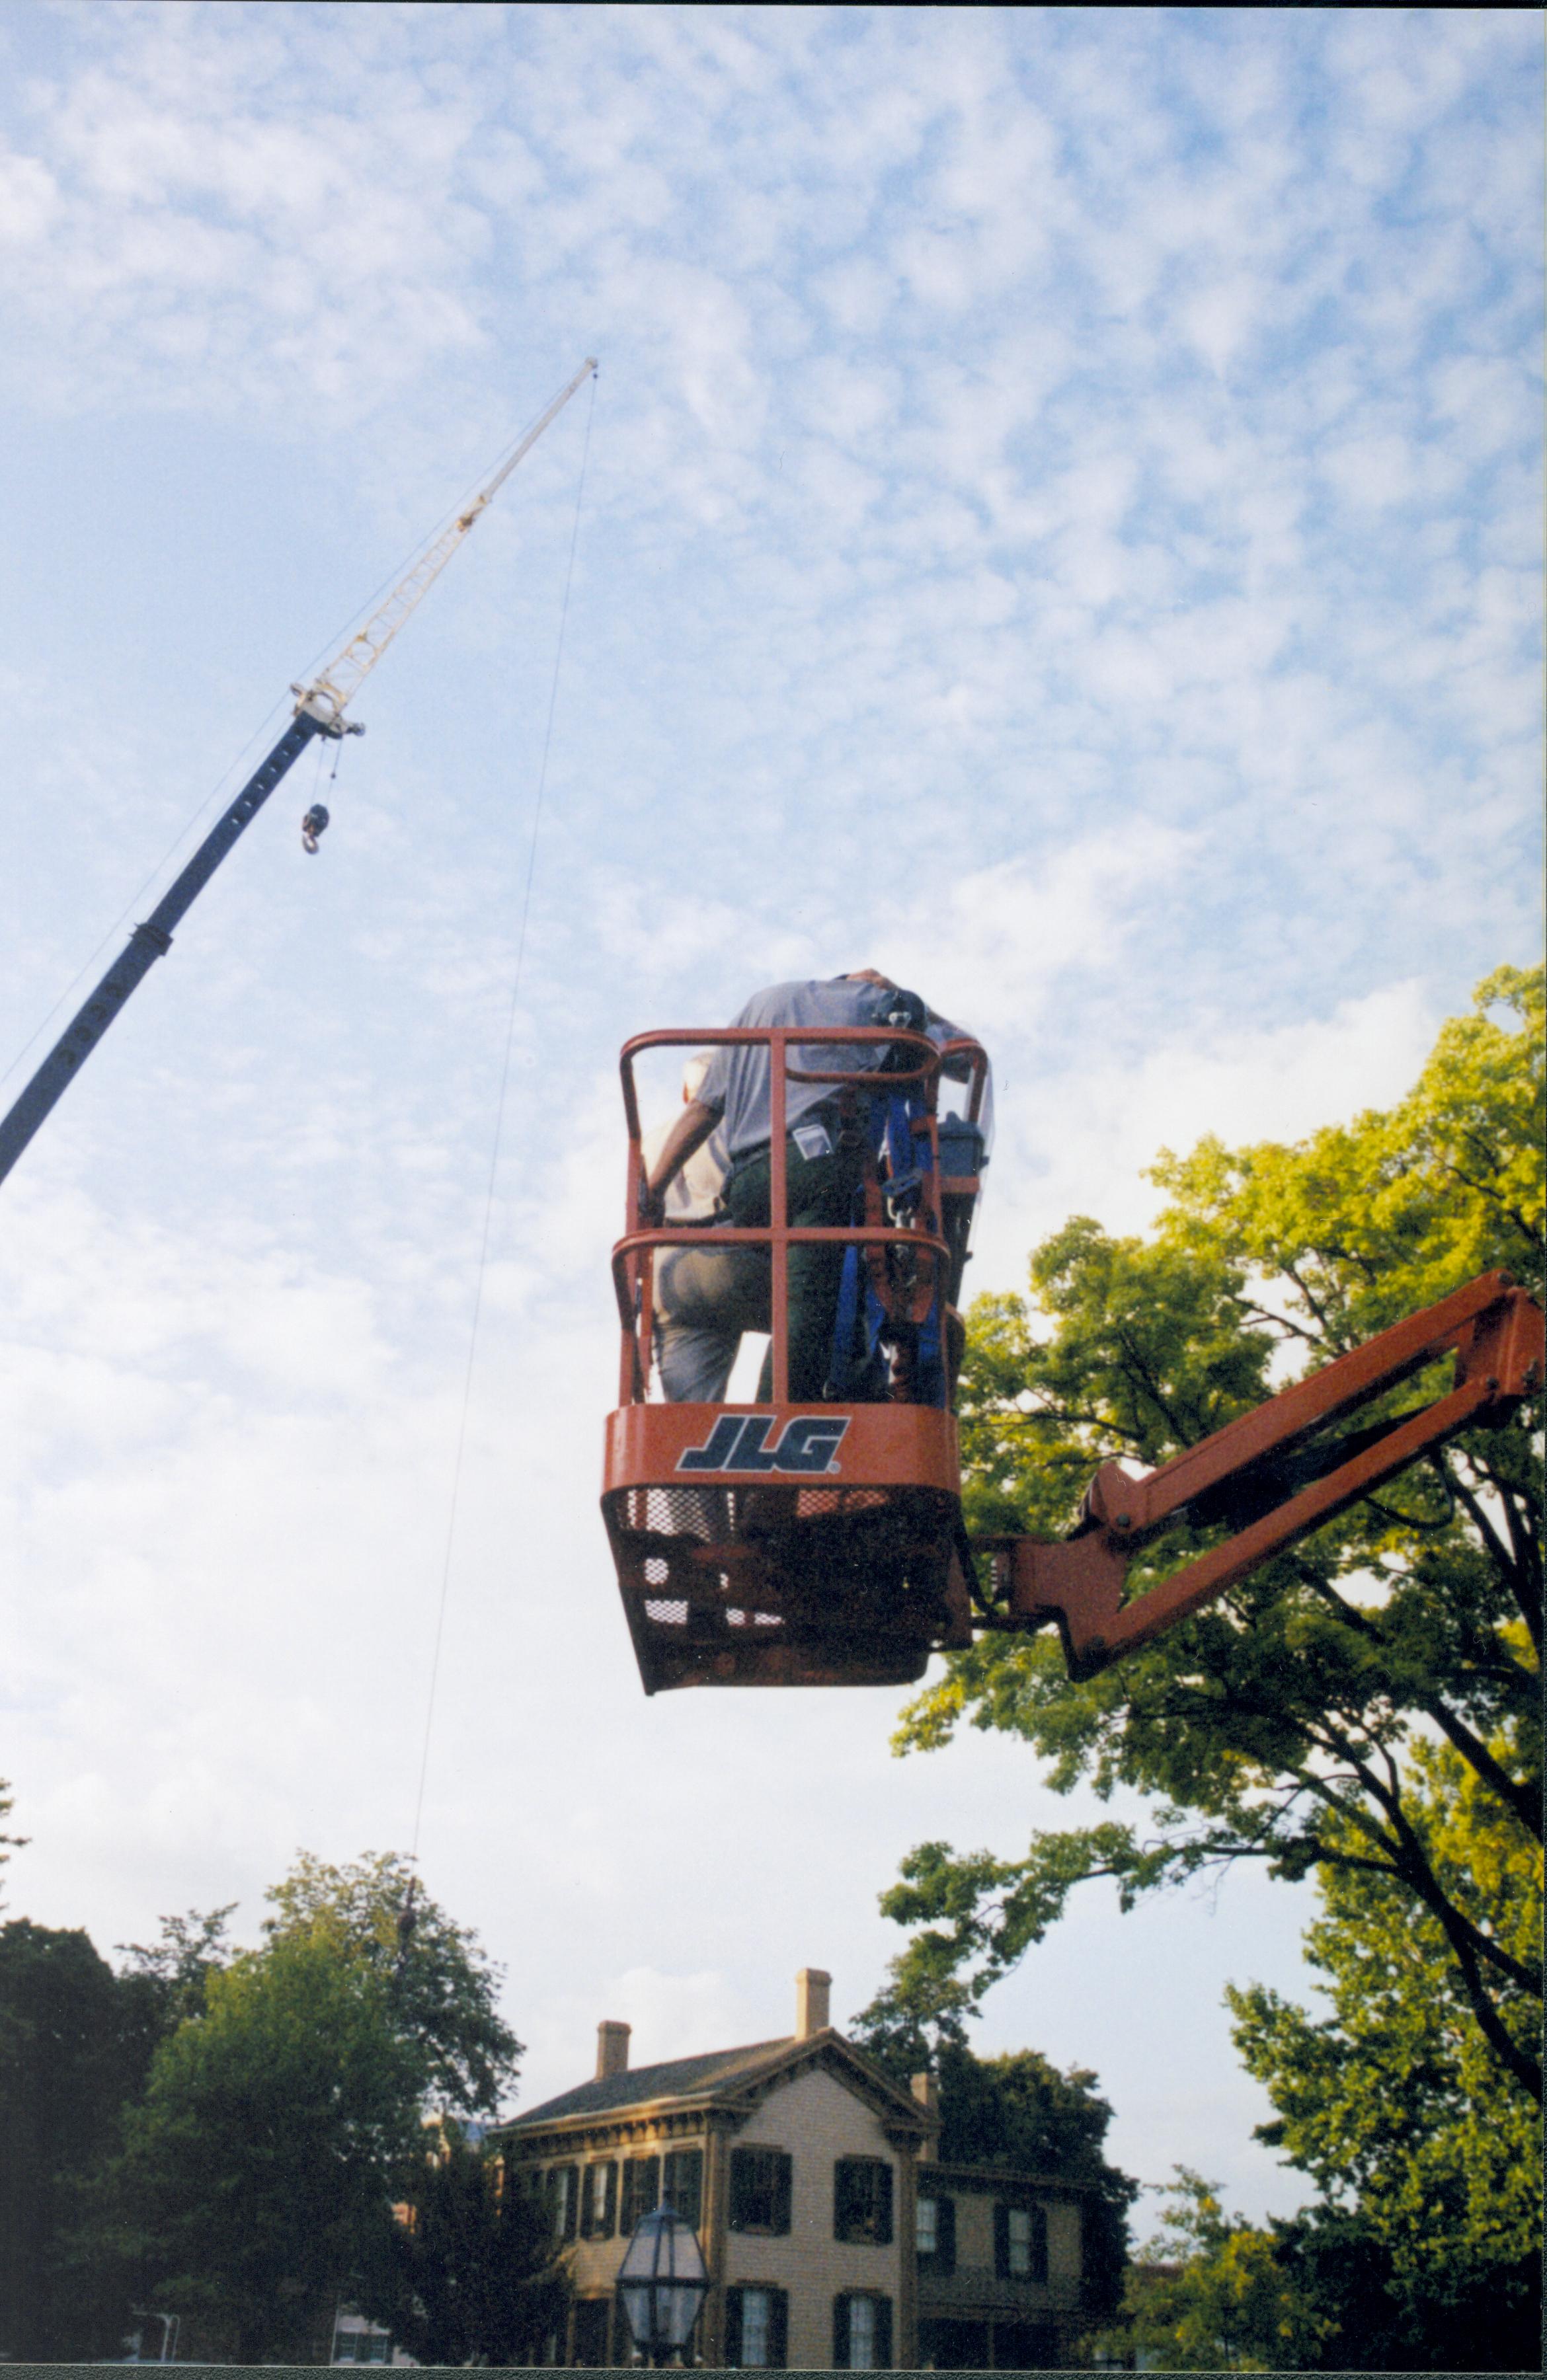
[0,2,1537,2233]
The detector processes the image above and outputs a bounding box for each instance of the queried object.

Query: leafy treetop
[873,966,1542,2100]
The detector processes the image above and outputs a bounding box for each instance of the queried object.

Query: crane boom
[0,358,597,1193]
[294,356,598,728]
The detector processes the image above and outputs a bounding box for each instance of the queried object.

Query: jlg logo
[676,1414,850,1475]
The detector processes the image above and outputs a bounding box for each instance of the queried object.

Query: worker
[644,972,968,1402]
[643,1055,765,1402]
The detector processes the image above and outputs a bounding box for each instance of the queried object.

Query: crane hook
[301,803,330,856]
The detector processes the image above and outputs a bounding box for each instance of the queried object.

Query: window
[916,2192,955,2276]
[571,2299,610,2368]
[834,2157,893,2245]
[833,2292,892,2371]
[663,2146,703,2229]
[994,2202,1048,2284]
[548,2163,579,2242]
[724,2285,788,2369]
[729,2146,792,2235]
[581,2161,617,2240]
[621,2153,660,2233]
[331,2328,389,2367]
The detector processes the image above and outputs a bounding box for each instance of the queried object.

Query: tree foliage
[76,1852,522,2360]
[356,2124,568,2364]
[264,1847,521,2117]
[873,968,1542,2118]
[0,1779,24,1901]
[1227,1737,1540,2360]
[0,1921,140,2358]
[104,1917,421,2360]
[1100,2169,1330,2371]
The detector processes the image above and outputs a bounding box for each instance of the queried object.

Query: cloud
[0,3,1538,2232]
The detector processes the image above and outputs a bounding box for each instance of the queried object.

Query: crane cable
[407,365,598,1867]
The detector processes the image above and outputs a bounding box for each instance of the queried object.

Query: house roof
[503,2038,793,2129]
[496,2028,932,2141]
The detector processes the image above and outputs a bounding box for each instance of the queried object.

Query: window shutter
[603,2160,617,2237]
[724,2289,744,2368]
[1030,2204,1048,2283]
[993,2201,1010,2279]
[833,2294,852,2369]
[769,2288,789,2370]
[875,2161,893,2246]
[729,2148,752,2229]
[875,2297,892,2370]
[937,2193,957,2277]
[834,2158,856,2239]
[665,2147,703,2229]
[772,2149,792,2235]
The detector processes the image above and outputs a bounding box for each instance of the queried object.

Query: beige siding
[727,2066,904,2369]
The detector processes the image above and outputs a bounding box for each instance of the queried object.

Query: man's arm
[643,1098,721,1220]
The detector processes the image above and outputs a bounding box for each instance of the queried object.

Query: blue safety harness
[827,1084,946,1406]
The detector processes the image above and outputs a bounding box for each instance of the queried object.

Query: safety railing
[613,1025,973,1407]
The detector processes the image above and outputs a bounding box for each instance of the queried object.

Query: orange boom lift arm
[974,1268,1543,1679]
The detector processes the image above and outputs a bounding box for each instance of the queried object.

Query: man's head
[841,971,927,1035]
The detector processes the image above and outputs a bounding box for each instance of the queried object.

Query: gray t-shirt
[699,978,959,1161]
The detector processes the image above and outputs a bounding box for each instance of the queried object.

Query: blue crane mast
[0,357,596,1192]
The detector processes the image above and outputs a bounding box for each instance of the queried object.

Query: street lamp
[615,2198,709,2367]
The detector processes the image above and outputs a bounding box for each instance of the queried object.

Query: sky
[0,3,1541,2234]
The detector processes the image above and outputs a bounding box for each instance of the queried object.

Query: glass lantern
[615,2198,710,2367]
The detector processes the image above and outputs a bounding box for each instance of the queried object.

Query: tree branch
[1416,1694,1542,1845]
[1435,1450,1543,1655]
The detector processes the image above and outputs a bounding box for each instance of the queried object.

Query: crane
[0,358,597,1193]
[600,1024,1542,1692]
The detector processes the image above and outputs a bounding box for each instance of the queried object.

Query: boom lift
[602,1023,1543,1694]
[0,360,596,1192]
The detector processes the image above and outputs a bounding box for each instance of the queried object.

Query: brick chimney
[596,2020,631,2080]
[912,2071,939,2159]
[795,1967,831,2038]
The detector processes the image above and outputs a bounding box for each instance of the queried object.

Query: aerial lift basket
[602,1025,989,1693]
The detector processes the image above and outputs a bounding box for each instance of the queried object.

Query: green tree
[96,1853,522,2360]
[354,2124,568,2363]
[1227,1737,1541,2364]
[0,1921,138,2358]
[106,1916,421,2361]
[0,1780,24,1901]
[1099,2169,1328,2372]
[870,968,1542,2120]
[264,1848,520,2116]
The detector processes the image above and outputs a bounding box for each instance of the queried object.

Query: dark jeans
[727,1138,861,1402]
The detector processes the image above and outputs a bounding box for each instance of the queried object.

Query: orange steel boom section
[986,1267,1543,1680]
[601,1026,1542,1696]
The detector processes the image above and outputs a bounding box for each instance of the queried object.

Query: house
[493,1970,1098,2369]
[913,2133,1093,2371]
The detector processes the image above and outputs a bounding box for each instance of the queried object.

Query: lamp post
[615,2198,710,2367]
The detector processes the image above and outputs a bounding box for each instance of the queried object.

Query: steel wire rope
[0,397,575,1100]
[408,366,598,1864]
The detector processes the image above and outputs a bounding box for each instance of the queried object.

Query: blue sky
[0,4,1540,2228]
